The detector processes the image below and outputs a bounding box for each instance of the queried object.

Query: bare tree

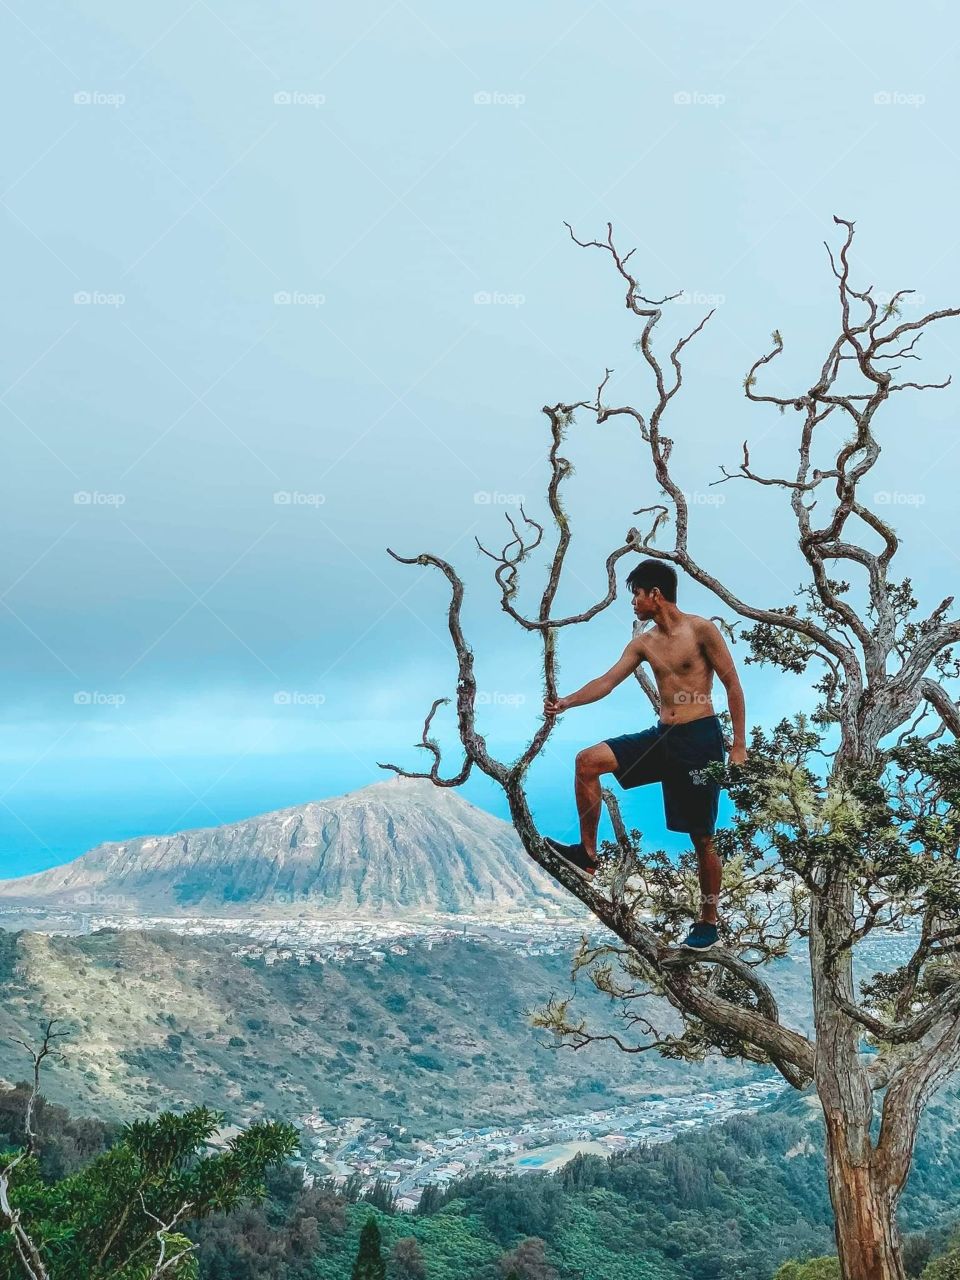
[381,216,960,1280]
[137,1194,197,1279]
[0,1020,68,1280]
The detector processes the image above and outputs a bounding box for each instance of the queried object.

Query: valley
[0,772,925,1213]
[301,1077,788,1208]
[0,924,780,1138]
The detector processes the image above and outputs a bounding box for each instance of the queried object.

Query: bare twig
[0,1020,70,1280]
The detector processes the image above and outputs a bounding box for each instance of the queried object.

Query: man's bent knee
[575,743,619,776]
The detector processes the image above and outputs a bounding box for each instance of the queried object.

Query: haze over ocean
[2,2,959,876]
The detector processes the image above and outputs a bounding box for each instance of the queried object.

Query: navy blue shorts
[603,714,726,836]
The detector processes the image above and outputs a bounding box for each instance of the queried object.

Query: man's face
[632,586,658,620]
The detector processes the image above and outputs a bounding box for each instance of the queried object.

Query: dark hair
[626,559,678,603]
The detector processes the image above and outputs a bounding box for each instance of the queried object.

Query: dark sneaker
[545,837,598,878]
[680,922,720,951]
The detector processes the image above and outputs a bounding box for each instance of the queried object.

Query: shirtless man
[543,559,747,951]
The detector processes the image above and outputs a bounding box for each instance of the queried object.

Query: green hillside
[0,928,771,1134]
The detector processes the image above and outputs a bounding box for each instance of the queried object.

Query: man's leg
[545,742,620,875]
[691,832,722,925]
[574,743,619,858]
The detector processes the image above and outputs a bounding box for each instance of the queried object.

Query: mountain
[0,776,575,918]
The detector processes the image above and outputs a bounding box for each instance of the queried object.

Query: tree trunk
[810,854,908,1280]
[824,1115,906,1280]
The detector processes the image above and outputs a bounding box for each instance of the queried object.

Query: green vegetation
[0,1092,297,1279]
[6,1081,960,1279]
[920,1233,960,1279]
[773,1261,841,1280]
[189,1162,346,1279]
[0,929,773,1135]
[220,1086,960,1280]
[351,1214,386,1280]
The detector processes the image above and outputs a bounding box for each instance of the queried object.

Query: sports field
[514,1140,610,1171]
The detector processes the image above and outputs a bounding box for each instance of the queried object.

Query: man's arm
[543,638,645,716]
[698,619,747,765]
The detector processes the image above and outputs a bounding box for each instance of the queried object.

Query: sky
[2,0,960,876]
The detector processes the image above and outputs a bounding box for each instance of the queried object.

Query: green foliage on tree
[351,1214,386,1280]
[923,1238,960,1279]
[415,1185,440,1216]
[363,1177,398,1214]
[774,1259,841,1280]
[0,1105,298,1279]
[16,1071,960,1280]
[341,1172,364,1203]
[192,1162,347,1280]
[0,1083,116,1182]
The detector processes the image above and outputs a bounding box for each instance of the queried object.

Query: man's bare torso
[635,612,716,725]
